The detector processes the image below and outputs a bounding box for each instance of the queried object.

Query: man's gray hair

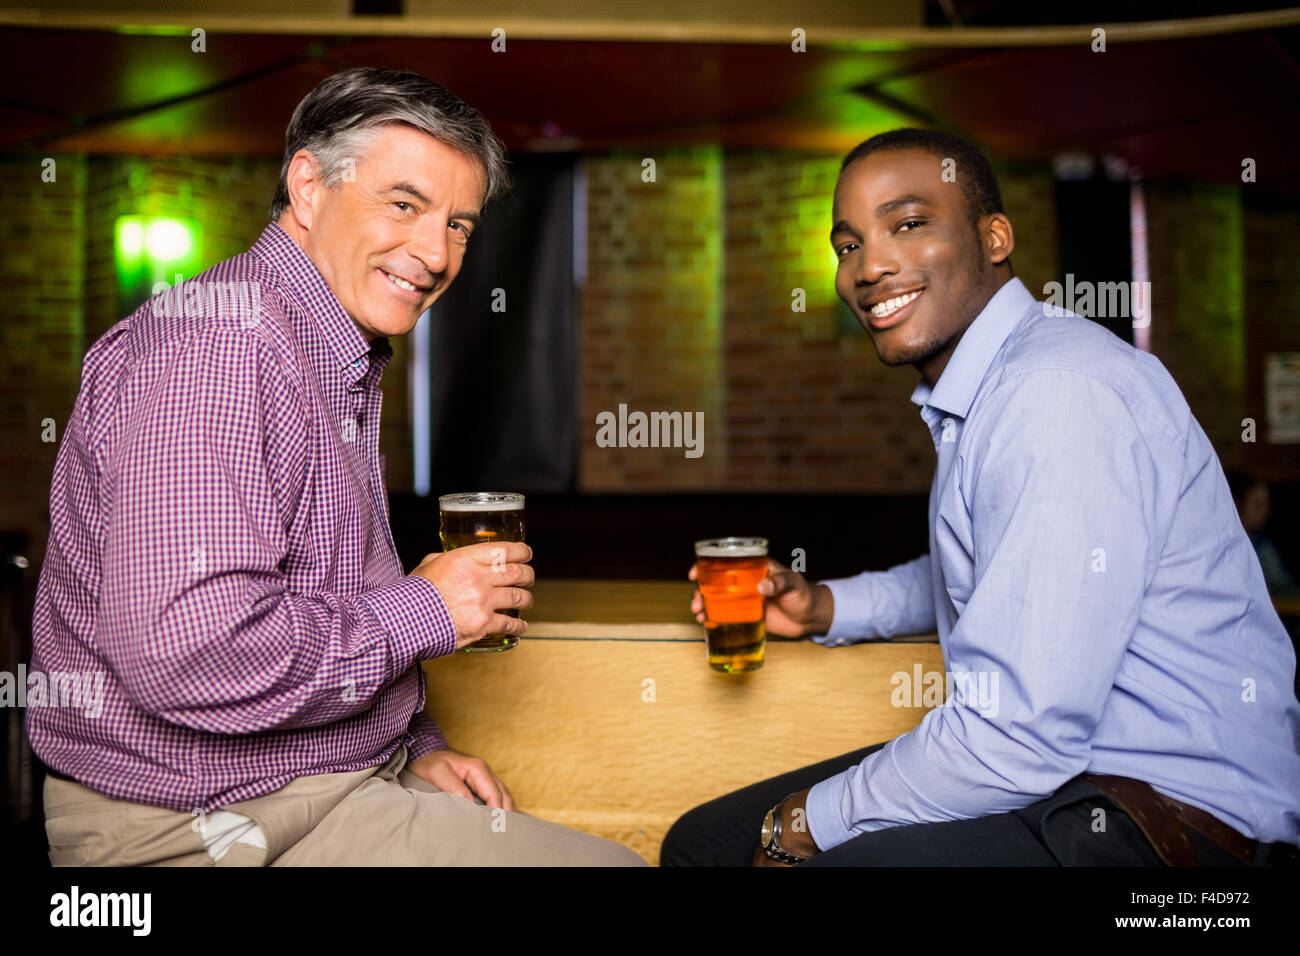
[269,67,509,221]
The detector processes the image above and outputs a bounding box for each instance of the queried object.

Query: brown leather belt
[1084,772,1299,867]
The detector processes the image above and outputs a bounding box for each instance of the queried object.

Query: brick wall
[1242,195,1300,482]
[720,151,926,492]
[0,154,86,570]
[1145,181,1248,465]
[994,159,1060,305]
[578,148,725,490]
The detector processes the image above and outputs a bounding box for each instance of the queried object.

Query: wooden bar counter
[418,579,942,864]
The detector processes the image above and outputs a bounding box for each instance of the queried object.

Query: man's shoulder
[69,247,316,458]
[980,302,1189,445]
[108,247,309,391]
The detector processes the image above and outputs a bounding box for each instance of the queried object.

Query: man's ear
[984,212,1015,266]
[283,149,322,232]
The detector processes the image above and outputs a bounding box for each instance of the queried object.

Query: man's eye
[835,243,857,259]
[450,222,471,240]
[897,219,925,232]
[393,202,414,213]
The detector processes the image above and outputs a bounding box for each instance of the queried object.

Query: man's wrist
[779,789,819,858]
[407,745,447,767]
[762,789,819,862]
[406,710,449,762]
[808,585,835,638]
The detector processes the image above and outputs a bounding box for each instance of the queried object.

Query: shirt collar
[249,222,392,387]
[910,276,1036,420]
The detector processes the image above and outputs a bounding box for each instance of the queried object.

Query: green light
[144,218,194,263]
[115,215,203,315]
[118,219,144,258]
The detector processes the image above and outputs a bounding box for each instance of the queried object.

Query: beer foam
[438,493,524,512]
[695,539,767,558]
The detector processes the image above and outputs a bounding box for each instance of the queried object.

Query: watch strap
[763,794,810,864]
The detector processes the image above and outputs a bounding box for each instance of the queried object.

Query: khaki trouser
[43,746,647,867]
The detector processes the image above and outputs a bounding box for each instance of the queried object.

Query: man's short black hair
[840,128,1005,228]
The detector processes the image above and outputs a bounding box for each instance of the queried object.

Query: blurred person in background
[1228,471,1295,594]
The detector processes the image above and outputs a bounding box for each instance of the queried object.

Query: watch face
[760,809,775,846]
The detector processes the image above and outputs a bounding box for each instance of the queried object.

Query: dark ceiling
[2,14,1298,190]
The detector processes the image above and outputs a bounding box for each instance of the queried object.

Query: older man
[28,68,643,866]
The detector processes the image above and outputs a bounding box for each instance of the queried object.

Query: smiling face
[831,148,1013,385]
[279,123,487,341]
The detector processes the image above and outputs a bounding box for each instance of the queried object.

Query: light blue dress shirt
[805,277,1300,852]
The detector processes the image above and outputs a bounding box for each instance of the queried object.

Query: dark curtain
[422,153,577,493]
[1055,174,1135,345]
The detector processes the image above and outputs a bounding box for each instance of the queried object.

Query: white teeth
[385,271,418,292]
[871,289,922,318]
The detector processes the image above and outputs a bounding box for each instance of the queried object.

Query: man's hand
[406,748,517,811]
[751,788,818,867]
[409,542,534,650]
[689,559,834,638]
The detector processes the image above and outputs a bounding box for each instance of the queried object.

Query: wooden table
[418,579,942,864]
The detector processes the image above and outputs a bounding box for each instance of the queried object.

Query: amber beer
[438,492,525,652]
[695,537,769,673]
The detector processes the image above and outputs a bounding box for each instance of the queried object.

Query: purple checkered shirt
[25,222,457,813]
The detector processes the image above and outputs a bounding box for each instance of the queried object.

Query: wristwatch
[760,793,811,865]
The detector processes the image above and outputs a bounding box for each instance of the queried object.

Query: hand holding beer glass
[690,547,836,667]
[438,492,528,652]
[693,538,769,673]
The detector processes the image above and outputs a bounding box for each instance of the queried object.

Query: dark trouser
[660,742,1247,866]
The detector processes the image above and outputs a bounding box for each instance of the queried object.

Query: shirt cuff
[361,575,458,674]
[815,576,879,646]
[406,708,449,762]
[805,770,856,852]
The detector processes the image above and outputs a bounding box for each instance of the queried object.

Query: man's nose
[858,244,898,285]
[407,219,449,278]
[857,238,899,286]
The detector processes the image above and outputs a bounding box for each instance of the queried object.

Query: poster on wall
[1265,353,1300,444]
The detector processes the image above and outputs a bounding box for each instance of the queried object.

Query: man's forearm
[102,576,456,734]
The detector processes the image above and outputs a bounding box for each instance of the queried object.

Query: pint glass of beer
[694,537,768,673]
[438,492,525,653]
